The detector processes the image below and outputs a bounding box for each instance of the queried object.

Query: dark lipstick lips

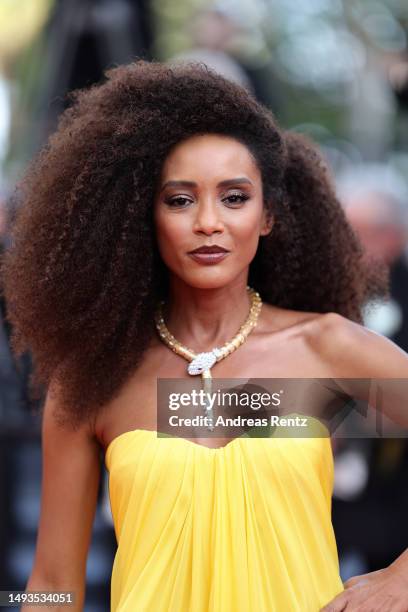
[188,245,229,254]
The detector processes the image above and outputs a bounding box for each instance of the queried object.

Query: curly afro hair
[1,59,388,429]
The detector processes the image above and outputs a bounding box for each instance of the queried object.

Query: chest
[97,330,334,449]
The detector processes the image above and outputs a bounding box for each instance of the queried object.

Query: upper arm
[27,381,102,594]
[312,312,408,428]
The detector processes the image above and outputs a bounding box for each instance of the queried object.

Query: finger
[343,569,384,589]
[320,591,350,612]
[343,577,359,588]
[344,576,370,589]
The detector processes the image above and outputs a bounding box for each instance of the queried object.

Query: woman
[2,60,408,611]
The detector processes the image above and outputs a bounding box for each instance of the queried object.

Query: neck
[161,276,254,353]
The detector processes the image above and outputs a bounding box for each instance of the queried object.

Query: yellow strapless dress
[105,415,344,611]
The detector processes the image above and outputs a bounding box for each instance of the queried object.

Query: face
[153,134,273,290]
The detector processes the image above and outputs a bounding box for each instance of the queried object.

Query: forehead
[160,134,260,180]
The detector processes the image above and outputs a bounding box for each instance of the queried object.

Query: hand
[320,562,408,611]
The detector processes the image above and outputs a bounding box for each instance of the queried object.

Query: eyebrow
[159,177,253,192]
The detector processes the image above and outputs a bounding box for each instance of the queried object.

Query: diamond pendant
[203,370,215,431]
[187,351,217,375]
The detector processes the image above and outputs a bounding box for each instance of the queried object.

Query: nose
[192,199,224,236]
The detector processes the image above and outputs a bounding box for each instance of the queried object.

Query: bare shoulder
[261,303,408,376]
[259,302,331,336]
[306,311,408,377]
[44,378,100,446]
[305,311,359,345]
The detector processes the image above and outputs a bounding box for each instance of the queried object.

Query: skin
[24,134,408,611]
[153,133,274,346]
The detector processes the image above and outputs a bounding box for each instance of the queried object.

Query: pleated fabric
[105,415,344,611]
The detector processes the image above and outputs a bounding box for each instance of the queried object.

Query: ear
[260,207,274,236]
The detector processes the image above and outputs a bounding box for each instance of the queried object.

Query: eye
[164,196,192,208]
[223,192,250,207]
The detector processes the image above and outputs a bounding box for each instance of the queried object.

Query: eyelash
[165,192,250,208]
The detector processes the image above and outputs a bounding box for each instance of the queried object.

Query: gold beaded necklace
[154,286,262,431]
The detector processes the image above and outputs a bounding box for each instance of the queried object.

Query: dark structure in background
[332,258,408,574]
[29,0,153,155]
[1,1,153,610]
[391,50,408,112]
[332,160,408,576]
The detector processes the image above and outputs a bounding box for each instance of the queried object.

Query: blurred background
[0,0,408,609]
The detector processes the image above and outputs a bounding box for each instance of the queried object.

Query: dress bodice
[105,416,344,611]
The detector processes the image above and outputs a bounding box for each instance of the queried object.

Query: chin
[180,271,236,290]
[185,279,231,290]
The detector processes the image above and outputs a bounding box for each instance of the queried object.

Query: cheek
[154,213,189,261]
[229,207,265,244]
